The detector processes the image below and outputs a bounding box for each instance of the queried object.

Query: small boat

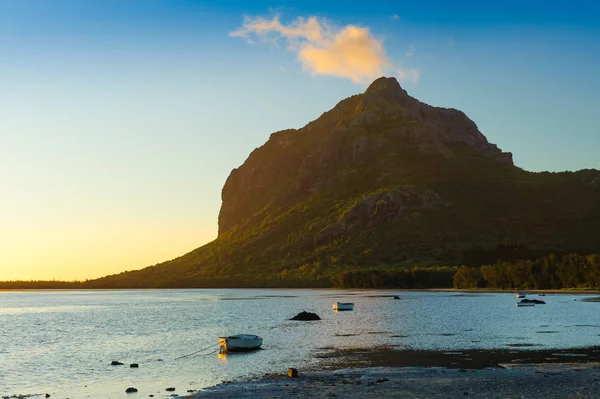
[516,301,535,307]
[516,293,526,298]
[218,334,263,352]
[333,302,354,311]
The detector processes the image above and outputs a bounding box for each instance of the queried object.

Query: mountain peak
[365,76,402,94]
[362,76,410,104]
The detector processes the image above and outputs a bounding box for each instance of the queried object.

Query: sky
[1,0,599,281]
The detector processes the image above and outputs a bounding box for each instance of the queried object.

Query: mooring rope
[174,343,220,360]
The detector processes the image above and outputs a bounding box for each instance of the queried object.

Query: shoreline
[2,288,600,294]
[183,363,600,398]
[431,288,600,294]
[8,347,600,399]
[182,346,600,398]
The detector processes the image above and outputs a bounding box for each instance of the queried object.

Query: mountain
[88,77,600,288]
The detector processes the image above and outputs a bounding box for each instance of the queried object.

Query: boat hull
[333,302,354,311]
[218,334,263,352]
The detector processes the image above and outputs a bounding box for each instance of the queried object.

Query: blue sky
[1,0,599,280]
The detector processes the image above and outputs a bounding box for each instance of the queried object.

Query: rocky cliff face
[218,77,512,235]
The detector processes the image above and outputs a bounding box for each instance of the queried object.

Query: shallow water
[2,289,600,398]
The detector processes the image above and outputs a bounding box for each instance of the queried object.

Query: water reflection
[0,305,104,314]
[217,352,228,363]
[2,289,600,397]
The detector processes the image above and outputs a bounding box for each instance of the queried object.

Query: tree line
[2,253,600,290]
[452,253,600,290]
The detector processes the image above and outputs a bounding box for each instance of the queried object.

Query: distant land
[4,77,600,289]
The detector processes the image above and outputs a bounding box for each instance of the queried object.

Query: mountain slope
[88,77,600,288]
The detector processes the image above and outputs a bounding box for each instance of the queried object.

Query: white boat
[333,302,354,311]
[218,334,263,352]
[516,302,535,307]
[516,293,526,298]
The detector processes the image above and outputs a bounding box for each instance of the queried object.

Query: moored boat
[516,293,526,298]
[333,302,354,311]
[218,334,263,352]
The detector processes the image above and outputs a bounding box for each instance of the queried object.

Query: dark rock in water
[111,361,124,365]
[520,299,546,304]
[376,378,389,383]
[393,296,400,299]
[45,394,50,398]
[288,368,298,378]
[290,311,321,321]
[130,363,139,368]
[125,387,138,393]
[166,387,176,391]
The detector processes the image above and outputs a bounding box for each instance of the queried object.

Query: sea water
[2,289,599,398]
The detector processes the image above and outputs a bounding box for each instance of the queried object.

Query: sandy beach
[181,346,600,398]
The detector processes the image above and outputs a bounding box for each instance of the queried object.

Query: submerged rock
[125,387,137,393]
[110,361,124,366]
[290,311,321,321]
[166,387,176,391]
[129,363,139,368]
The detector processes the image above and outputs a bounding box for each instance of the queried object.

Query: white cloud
[391,14,400,21]
[230,14,419,85]
[406,44,415,58]
[231,15,325,43]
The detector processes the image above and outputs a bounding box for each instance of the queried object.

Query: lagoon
[2,289,600,398]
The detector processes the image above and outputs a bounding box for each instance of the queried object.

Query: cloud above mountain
[231,14,418,84]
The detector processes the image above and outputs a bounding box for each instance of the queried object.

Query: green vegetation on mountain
[77,77,600,288]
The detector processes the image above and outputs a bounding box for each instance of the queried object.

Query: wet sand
[183,364,600,398]
[317,345,600,370]
[181,346,600,398]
